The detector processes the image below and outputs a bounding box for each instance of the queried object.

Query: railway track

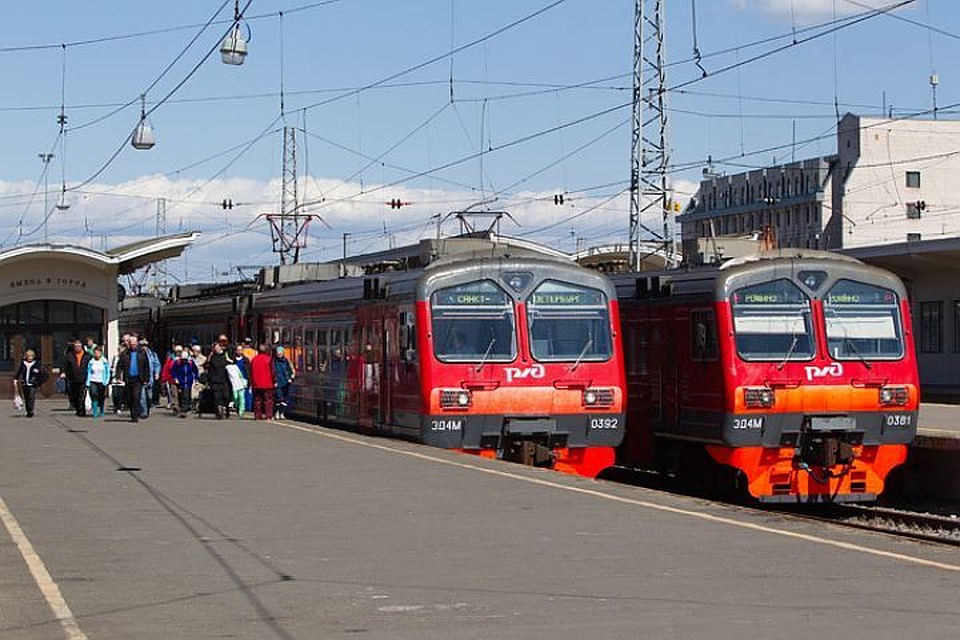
[602,466,960,547]
[778,504,960,547]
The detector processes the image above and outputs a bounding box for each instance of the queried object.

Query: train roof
[612,249,907,301]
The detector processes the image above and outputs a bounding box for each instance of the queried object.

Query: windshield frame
[430,279,517,364]
[526,279,613,363]
[823,278,905,362]
[730,278,816,363]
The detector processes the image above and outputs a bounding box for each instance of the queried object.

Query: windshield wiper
[841,335,872,370]
[825,308,871,369]
[776,334,799,371]
[569,338,594,373]
[475,331,497,373]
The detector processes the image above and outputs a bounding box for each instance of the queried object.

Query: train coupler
[503,439,555,468]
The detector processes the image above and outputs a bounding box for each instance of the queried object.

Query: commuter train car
[255,249,626,477]
[614,250,918,502]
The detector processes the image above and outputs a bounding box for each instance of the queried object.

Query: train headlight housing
[879,386,909,406]
[744,386,775,408]
[582,388,614,408]
[440,389,472,409]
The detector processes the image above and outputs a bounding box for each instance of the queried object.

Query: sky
[0,0,957,285]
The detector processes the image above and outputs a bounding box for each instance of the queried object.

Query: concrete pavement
[0,402,958,639]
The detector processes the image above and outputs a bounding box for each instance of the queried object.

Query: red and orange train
[253,250,626,477]
[124,241,918,499]
[613,250,918,502]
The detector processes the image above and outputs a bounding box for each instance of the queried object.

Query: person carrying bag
[15,350,48,418]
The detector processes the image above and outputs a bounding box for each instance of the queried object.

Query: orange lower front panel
[459,446,615,479]
[706,444,908,501]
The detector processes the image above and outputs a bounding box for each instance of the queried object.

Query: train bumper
[421,413,623,478]
[706,444,909,503]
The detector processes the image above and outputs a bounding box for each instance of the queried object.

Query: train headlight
[440,388,472,409]
[582,388,614,407]
[879,386,908,406]
[744,386,775,408]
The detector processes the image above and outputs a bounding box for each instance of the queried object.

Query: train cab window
[430,280,516,362]
[824,280,904,360]
[731,279,814,361]
[526,280,612,362]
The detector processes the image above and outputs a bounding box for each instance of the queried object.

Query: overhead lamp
[221,1,249,65]
[131,94,155,150]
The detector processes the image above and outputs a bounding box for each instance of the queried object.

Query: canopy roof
[0,232,200,275]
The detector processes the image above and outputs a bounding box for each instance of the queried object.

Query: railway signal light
[554,194,565,205]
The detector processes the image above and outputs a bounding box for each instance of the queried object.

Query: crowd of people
[13,334,297,423]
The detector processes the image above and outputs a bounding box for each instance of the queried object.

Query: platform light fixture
[220,0,249,66]
[131,94,156,150]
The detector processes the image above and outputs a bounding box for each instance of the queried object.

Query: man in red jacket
[249,343,276,420]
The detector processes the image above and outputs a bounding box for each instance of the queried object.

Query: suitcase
[195,385,218,417]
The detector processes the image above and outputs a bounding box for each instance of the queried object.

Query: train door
[379,315,398,429]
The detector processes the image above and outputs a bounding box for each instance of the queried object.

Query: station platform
[916,403,960,450]
[0,402,958,639]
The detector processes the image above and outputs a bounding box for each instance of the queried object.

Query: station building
[0,233,197,397]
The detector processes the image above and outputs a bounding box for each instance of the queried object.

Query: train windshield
[527,280,612,362]
[731,279,815,362]
[430,279,516,362]
[824,279,904,360]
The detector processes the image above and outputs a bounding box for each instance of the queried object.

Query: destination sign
[433,281,509,306]
[733,279,808,306]
[826,281,896,305]
[529,281,605,306]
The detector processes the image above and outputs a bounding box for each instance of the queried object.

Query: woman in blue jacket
[86,346,111,418]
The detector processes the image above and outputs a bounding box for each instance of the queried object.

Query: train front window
[824,279,903,360]
[731,279,814,362]
[431,280,516,362]
[527,280,612,362]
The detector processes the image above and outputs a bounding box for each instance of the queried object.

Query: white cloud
[0,174,689,285]
[733,0,899,24]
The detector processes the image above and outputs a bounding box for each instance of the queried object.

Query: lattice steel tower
[264,126,317,265]
[629,0,671,271]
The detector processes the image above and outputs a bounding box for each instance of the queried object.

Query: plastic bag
[55,377,66,394]
[83,391,92,414]
[13,394,23,412]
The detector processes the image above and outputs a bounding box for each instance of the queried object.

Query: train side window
[344,327,353,355]
[304,329,316,372]
[690,309,718,361]
[317,330,328,372]
[330,329,347,361]
[293,327,304,371]
[399,311,417,362]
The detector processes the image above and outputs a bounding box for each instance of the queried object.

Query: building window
[954,301,960,353]
[906,202,922,219]
[906,171,921,188]
[919,301,943,353]
[907,232,921,242]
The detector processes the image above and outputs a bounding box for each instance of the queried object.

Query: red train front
[418,255,626,477]
[616,251,918,502]
[252,247,625,479]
